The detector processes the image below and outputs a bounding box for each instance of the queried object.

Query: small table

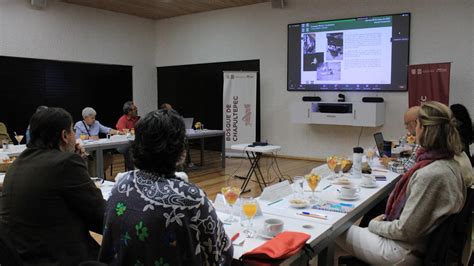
[230,144,281,193]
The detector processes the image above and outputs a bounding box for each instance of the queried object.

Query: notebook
[312,200,354,213]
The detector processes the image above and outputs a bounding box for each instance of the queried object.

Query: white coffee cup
[263,218,284,236]
[340,185,360,198]
[361,175,376,186]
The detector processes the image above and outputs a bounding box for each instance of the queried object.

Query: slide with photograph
[300,19,392,85]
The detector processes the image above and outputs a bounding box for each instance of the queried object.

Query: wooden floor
[105,149,323,200]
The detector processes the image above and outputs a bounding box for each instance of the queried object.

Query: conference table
[0,129,226,178]
[0,158,399,265]
[95,160,400,265]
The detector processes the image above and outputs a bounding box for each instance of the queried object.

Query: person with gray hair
[74,107,120,140]
[116,101,139,131]
[74,107,122,177]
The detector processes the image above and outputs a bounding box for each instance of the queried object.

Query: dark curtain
[157,60,260,151]
[0,56,133,140]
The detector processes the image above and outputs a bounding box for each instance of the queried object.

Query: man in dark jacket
[0,107,105,265]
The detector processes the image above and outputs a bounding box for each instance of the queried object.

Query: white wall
[155,0,474,159]
[0,0,157,115]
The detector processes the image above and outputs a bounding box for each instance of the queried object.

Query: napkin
[240,231,310,264]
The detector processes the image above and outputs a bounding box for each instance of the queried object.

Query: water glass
[292,176,305,198]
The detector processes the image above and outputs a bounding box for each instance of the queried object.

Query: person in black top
[0,107,105,265]
[450,104,473,165]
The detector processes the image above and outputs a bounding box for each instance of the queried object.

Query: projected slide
[288,14,410,91]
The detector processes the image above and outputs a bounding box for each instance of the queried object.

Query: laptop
[373,132,385,156]
[183,118,194,129]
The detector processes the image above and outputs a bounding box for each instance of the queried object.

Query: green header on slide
[301,16,392,33]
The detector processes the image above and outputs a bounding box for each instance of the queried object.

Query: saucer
[337,194,360,201]
[360,182,377,188]
[258,230,276,239]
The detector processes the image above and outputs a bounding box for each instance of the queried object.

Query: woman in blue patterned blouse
[99,109,233,265]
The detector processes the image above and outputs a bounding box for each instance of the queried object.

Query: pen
[267,199,283,206]
[298,212,327,220]
[372,169,388,173]
[322,184,332,190]
[231,232,240,242]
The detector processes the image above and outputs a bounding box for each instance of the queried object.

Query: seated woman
[99,109,233,265]
[75,107,121,177]
[74,107,120,140]
[336,101,466,265]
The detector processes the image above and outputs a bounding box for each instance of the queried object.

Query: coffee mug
[361,175,376,186]
[263,218,284,236]
[340,185,360,198]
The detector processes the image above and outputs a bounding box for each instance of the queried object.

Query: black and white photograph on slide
[317,62,341,80]
[303,53,324,71]
[326,32,343,60]
[303,33,316,54]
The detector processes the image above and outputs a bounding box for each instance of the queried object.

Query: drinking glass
[326,156,338,179]
[241,196,257,238]
[221,186,241,223]
[366,147,375,166]
[335,157,343,178]
[305,174,321,204]
[15,135,24,145]
[292,176,305,198]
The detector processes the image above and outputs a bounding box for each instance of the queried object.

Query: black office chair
[424,187,473,265]
[0,227,23,266]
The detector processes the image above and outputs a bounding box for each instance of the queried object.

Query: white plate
[337,194,360,201]
[360,182,378,188]
[289,199,310,209]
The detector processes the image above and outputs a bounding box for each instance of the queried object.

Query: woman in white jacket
[336,101,466,265]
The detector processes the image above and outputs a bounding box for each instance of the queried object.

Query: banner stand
[408,62,451,107]
[223,71,257,157]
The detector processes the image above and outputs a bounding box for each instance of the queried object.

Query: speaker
[362,97,384,103]
[302,96,321,102]
[271,0,286,8]
[30,0,47,9]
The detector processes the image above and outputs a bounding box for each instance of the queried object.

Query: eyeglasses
[404,120,416,127]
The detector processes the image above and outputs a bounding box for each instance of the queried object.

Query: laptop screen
[183,118,194,129]
[373,132,385,156]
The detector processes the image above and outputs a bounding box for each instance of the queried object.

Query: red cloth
[385,148,453,221]
[240,231,310,264]
[115,115,140,131]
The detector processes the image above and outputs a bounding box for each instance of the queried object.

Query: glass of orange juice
[222,186,241,223]
[241,196,257,238]
[305,174,321,203]
[327,156,338,179]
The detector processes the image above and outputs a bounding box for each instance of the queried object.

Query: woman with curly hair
[99,109,233,265]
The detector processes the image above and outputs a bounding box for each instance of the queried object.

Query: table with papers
[93,160,400,265]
